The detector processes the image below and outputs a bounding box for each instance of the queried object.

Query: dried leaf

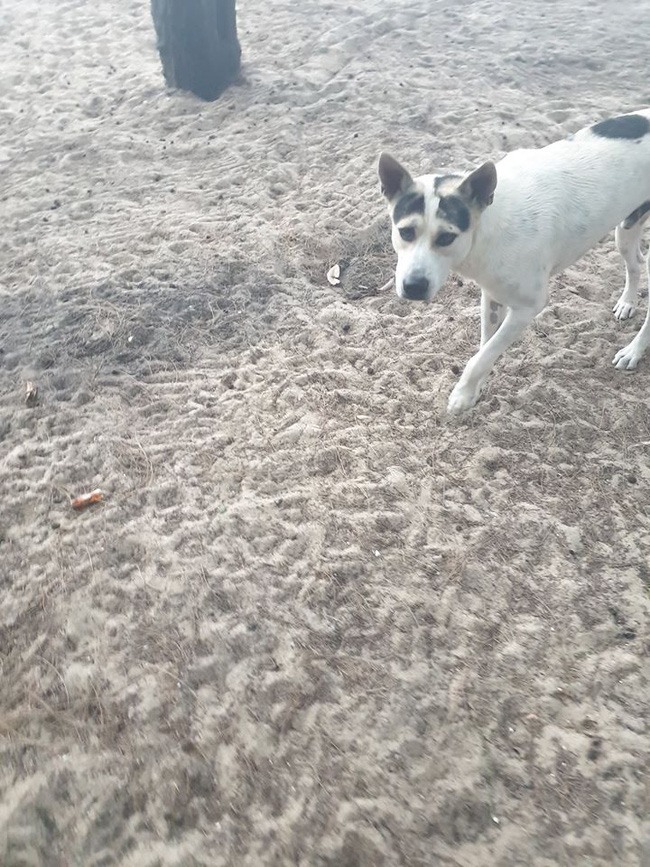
[25,381,39,407]
[71,489,103,510]
[326,264,341,285]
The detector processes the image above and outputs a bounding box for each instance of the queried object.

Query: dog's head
[378,153,497,301]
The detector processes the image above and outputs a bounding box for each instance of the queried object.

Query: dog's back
[464,109,650,286]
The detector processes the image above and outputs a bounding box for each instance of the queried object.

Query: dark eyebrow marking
[393,190,425,224]
[437,195,470,232]
[591,114,649,140]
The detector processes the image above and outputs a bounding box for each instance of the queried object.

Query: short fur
[378,110,650,414]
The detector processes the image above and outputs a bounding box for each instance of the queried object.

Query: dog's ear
[378,153,413,200]
[459,161,497,208]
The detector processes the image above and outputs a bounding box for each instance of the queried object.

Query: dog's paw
[613,297,636,320]
[613,341,645,370]
[447,383,481,415]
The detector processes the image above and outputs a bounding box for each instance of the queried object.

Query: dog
[378,110,650,414]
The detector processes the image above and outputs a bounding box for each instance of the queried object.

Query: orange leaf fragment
[71,489,103,510]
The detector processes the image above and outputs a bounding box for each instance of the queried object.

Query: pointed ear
[378,152,413,200]
[458,161,497,208]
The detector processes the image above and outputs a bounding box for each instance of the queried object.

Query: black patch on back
[437,195,470,232]
[623,200,650,229]
[591,114,649,140]
[393,191,425,224]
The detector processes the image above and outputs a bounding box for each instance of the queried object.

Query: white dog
[378,110,650,414]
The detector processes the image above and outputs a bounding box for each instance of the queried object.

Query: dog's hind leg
[613,250,650,370]
[481,290,506,346]
[613,206,649,320]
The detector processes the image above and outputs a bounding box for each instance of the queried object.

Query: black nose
[402,276,430,300]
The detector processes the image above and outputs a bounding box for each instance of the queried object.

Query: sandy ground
[1,1,650,865]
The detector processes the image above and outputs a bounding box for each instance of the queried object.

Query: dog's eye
[436,232,457,247]
[398,226,416,242]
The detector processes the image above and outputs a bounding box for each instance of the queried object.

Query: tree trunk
[151,0,241,101]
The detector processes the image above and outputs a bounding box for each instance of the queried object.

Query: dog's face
[378,153,497,301]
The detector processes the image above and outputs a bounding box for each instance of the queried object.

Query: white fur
[391,110,650,414]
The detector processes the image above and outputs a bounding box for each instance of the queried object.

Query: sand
[1,0,650,864]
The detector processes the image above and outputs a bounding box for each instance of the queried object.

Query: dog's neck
[452,214,496,285]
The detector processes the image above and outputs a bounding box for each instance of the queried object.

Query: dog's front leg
[448,303,542,414]
[480,290,506,346]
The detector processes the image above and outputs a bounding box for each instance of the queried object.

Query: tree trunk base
[151,0,241,101]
